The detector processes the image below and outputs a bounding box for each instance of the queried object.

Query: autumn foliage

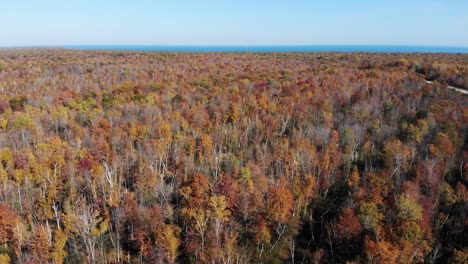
[0,50,466,263]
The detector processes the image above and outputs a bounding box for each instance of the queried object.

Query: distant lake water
[65,45,468,53]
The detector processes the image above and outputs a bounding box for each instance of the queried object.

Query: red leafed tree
[416,159,441,199]
[336,208,362,240]
[0,203,20,245]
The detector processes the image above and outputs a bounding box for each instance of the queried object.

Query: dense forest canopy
[0,50,466,263]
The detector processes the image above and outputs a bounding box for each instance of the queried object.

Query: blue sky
[1,0,467,47]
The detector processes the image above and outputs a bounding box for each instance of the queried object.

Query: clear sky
[1,0,467,47]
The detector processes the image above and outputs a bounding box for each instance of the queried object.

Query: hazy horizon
[2,44,468,48]
[1,1,467,47]
[2,45,468,54]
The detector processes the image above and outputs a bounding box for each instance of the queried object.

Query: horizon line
[1,44,468,48]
